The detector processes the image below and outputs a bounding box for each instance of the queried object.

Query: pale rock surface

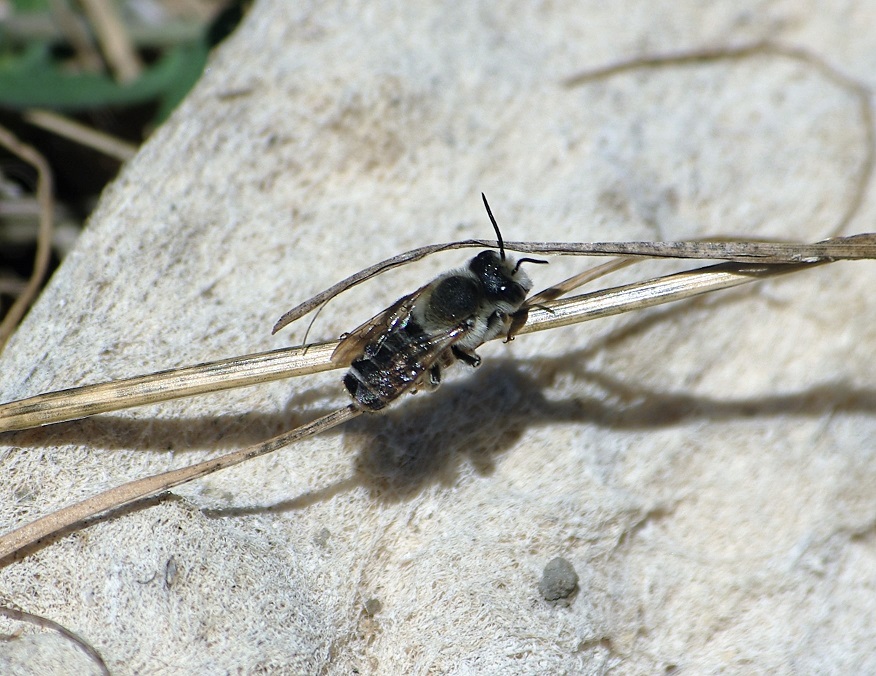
[1,1,875,674]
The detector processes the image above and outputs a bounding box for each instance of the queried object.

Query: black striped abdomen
[343,320,443,411]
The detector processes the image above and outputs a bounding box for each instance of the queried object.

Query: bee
[272,193,768,413]
[331,194,548,411]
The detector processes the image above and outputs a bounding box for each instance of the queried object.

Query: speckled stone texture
[1,2,875,673]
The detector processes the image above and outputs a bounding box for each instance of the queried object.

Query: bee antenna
[481,192,506,261]
[513,257,549,274]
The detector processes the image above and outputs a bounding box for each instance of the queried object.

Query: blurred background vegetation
[0,0,246,349]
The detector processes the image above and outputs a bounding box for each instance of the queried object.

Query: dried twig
[0,605,110,676]
[0,125,55,353]
[0,406,359,561]
[0,253,851,433]
[24,109,138,162]
[79,0,142,83]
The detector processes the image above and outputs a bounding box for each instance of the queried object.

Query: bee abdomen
[344,321,437,411]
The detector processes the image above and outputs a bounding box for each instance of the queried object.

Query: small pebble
[164,556,178,588]
[364,598,382,616]
[539,556,579,602]
[314,527,331,547]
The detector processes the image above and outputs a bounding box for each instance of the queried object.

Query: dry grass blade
[513,261,810,335]
[272,234,876,334]
[48,0,104,70]
[0,259,844,562]
[0,605,110,675]
[0,125,55,353]
[0,405,360,562]
[79,0,142,82]
[0,257,847,433]
[24,109,139,162]
[0,342,337,432]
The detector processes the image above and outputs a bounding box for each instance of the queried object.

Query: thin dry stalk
[0,406,359,562]
[562,41,875,236]
[0,605,109,675]
[24,109,138,162]
[79,0,142,82]
[48,0,104,71]
[0,255,844,433]
[0,125,55,353]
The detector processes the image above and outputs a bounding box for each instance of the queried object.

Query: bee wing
[389,320,471,387]
[525,257,637,306]
[330,283,431,366]
[348,318,472,409]
[506,257,637,339]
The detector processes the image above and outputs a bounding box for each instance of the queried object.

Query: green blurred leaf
[152,42,210,122]
[11,0,51,12]
[0,41,210,118]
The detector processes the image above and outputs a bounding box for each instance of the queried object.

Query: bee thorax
[421,275,481,326]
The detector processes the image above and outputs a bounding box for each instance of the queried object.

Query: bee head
[475,193,545,307]
[469,250,531,306]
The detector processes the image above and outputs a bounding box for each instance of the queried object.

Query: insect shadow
[205,336,876,520]
[276,290,876,507]
[347,359,543,497]
[344,358,876,504]
[205,363,876,520]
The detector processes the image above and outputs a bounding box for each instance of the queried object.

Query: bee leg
[507,304,553,341]
[425,364,442,390]
[483,310,517,343]
[452,346,481,368]
[505,309,529,342]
